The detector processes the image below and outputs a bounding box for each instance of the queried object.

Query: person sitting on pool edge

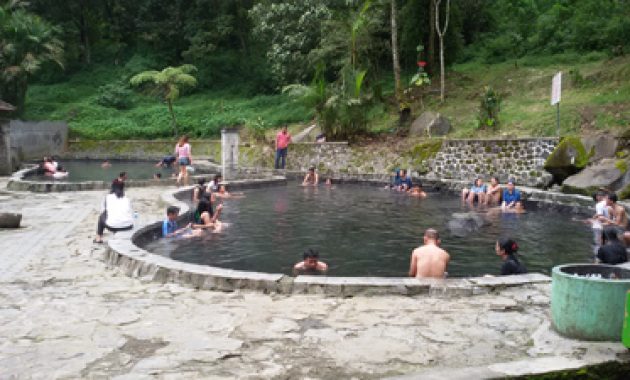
[501,179,522,210]
[191,199,223,232]
[485,176,501,205]
[162,206,190,238]
[293,249,328,275]
[495,238,528,275]
[464,178,487,204]
[302,167,319,186]
[408,228,450,279]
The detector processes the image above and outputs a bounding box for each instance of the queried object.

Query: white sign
[551,71,562,105]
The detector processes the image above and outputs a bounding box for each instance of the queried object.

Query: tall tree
[0,0,64,115]
[428,0,436,74]
[129,65,198,136]
[433,0,450,103]
[390,0,401,104]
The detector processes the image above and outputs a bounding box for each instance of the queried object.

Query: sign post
[551,72,562,137]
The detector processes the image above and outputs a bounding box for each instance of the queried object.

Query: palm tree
[0,0,64,115]
[130,65,198,136]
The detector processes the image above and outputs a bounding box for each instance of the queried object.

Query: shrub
[96,82,133,110]
[478,86,501,130]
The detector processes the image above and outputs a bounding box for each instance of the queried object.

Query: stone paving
[0,181,628,379]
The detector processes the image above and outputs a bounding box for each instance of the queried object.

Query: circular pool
[141,183,593,278]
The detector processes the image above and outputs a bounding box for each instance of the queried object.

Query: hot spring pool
[27,159,176,182]
[142,184,593,278]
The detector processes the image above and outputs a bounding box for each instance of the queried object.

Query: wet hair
[309,167,315,172]
[197,178,206,186]
[303,249,319,260]
[154,173,162,179]
[424,228,439,241]
[498,238,519,255]
[608,193,618,203]
[602,226,620,245]
[119,171,127,179]
[166,206,180,216]
[214,174,222,182]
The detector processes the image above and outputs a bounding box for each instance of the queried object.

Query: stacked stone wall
[428,138,558,187]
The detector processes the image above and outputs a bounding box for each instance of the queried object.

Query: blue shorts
[178,157,190,166]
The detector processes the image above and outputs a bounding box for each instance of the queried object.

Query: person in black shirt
[597,226,628,265]
[496,238,527,275]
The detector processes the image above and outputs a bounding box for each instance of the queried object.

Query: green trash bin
[623,290,630,348]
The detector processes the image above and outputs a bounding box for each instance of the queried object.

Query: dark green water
[143,184,593,277]
[29,160,175,182]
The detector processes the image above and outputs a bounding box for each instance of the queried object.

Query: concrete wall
[0,120,68,175]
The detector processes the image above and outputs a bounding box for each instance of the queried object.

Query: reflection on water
[29,160,174,182]
[143,184,593,277]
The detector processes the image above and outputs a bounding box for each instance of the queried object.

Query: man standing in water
[274,125,292,169]
[409,228,450,278]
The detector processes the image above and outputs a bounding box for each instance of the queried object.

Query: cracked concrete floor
[0,183,627,379]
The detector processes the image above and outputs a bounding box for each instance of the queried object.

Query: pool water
[28,160,176,182]
[142,184,593,278]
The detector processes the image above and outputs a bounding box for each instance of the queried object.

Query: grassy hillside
[24,53,630,140]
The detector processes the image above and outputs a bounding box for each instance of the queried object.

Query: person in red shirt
[275,125,292,169]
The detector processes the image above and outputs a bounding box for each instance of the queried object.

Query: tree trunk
[434,0,450,103]
[428,0,436,75]
[391,0,402,104]
[167,100,178,136]
[78,1,91,65]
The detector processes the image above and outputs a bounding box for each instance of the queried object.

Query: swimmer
[101,160,112,168]
[293,249,328,275]
[408,228,450,279]
[302,167,319,186]
[597,226,628,264]
[409,185,427,198]
[496,238,527,275]
[217,185,245,199]
[162,206,190,238]
[397,169,412,191]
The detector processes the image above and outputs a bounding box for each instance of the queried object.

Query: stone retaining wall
[428,138,558,187]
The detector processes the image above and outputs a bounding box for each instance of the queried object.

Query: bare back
[410,244,450,278]
[614,204,628,228]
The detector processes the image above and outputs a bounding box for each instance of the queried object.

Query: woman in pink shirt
[175,135,192,186]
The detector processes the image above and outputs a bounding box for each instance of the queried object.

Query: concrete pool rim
[99,176,626,296]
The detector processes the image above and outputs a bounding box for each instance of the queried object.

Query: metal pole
[556,102,560,137]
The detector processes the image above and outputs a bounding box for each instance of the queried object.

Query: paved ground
[0,181,627,379]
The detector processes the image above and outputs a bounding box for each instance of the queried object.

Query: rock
[544,136,592,185]
[561,158,626,196]
[0,212,22,228]
[581,134,618,162]
[447,212,489,237]
[409,111,451,137]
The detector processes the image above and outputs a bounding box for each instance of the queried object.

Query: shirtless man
[302,167,319,186]
[408,228,450,278]
[600,193,630,245]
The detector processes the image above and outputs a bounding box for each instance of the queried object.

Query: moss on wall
[614,159,628,174]
[405,139,443,173]
[545,136,592,169]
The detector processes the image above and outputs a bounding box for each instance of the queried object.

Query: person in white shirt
[93,182,133,243]
[591,190,610,255]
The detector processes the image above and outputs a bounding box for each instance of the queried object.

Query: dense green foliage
[2,0,628,139]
